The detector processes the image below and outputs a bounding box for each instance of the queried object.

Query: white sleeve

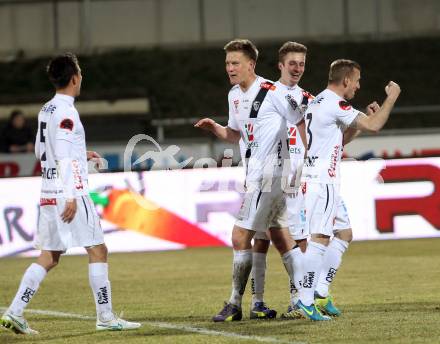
[274,90,304,125]
[227,93,240,131]
[335,101,359,127]
[54,113,78,199]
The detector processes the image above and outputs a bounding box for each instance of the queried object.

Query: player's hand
[61,199,77,223]
[87,150,101,161]
[87,150,104,170]
[385,81,401,101]
[194,118,217,132]
[366,101,380,116]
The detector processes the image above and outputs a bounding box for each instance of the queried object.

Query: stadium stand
[0,37,439,141]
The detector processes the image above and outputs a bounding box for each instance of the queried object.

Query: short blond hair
[278,41,307,63]
[328,59,361,84]
[224,39,258,62]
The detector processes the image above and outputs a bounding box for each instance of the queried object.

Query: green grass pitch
[1,238,440,344]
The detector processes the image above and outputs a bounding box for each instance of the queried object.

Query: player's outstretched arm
[343,101,380,145]
[194,118,240,143]
[350,81,400,133]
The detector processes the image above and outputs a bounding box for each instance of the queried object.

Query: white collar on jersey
[54,93,75,105]
[277,80,299,91]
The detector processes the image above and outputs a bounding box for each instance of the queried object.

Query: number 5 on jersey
[40,121,47,161]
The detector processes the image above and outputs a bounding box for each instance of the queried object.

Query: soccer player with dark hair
[0,53,141,335]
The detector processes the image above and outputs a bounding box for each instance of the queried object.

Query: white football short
[286,187,308,240]
[236,177,288,234]
[333,197,351,231]
[34,195,104,251]
[305,182,340,236]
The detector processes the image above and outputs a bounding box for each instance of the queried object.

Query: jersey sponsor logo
[287,127,302,154]
[339,100,352,110]
[260,82,276,91]
[40,198,57,206]
[244,123,254,142]
[60,118,74,131]
[72,160,84,190]
[328,145,341,177]
[288,127,297,146]
[233,99,239,113]
[41,167,58,180]
[42,104,56,114]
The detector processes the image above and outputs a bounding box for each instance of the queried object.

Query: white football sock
[290,246,303,306]
[299,241,326,306]
[228,249,252,307]
[251,252,267,305]
[89,263,113,321]
[8,263,47,316]
[282,247,302,305]
[315,237,349,298]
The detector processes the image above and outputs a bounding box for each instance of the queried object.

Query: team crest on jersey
[260,82,276,91]
[60,118,74,131]
[233,99,239,113]
[339,100,352,111]
[245,123,254,142]
[252,101,261,112]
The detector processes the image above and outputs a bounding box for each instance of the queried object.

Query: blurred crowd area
[0,0,439,177]
[0,37,439,145]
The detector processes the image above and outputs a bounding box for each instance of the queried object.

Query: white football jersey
[227,75,268,164]
[284,84,314,174]
[243,80,304,183]
[35,94,89,198]
[302,88,359,184]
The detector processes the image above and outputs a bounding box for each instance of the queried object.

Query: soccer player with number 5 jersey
[1,53,141,335]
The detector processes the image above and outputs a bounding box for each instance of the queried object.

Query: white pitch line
[0,307,305,344]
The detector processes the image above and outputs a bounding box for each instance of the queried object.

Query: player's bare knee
[335,229,353,243]
[231,226,253,250]
[269,228,294,255]
[253,238,270,253]
[311,233,331,246]
[87,244,108,262]
[296,238,307,252]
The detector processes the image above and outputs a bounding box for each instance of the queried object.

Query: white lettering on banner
[1,159,440,257]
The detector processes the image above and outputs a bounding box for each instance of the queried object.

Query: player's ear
[342,76,349,88]
[278,61,283,71]
[71,74,78,86]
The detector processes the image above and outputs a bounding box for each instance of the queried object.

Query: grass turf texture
[1,237,440,344]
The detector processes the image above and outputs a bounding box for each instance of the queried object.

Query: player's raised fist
[385,81,401,100]
[194,118,216,131]
[366,101,380,116]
